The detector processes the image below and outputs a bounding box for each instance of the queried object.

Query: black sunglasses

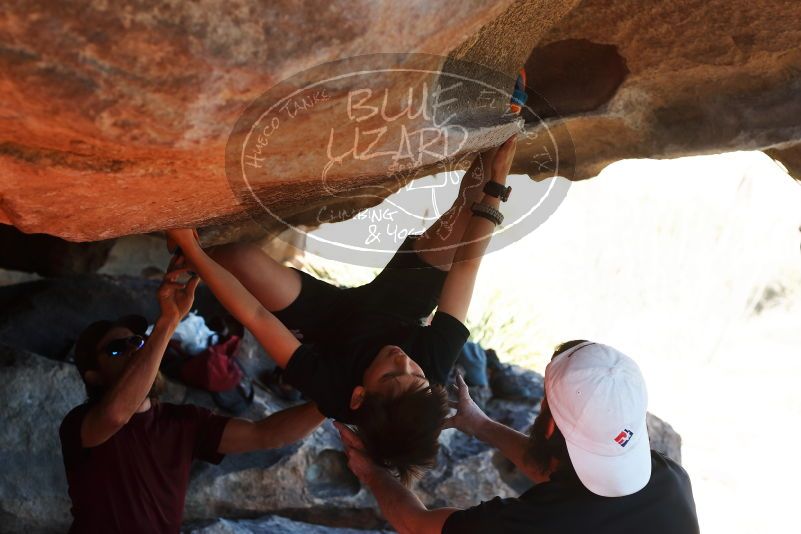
[103,335,146,358]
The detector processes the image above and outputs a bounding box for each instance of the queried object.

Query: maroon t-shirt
[59,402,230,534]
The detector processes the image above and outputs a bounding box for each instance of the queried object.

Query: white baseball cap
[544,341,651,497]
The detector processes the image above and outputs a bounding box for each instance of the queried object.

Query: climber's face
[366,345,428,395]
[349,345,429,409]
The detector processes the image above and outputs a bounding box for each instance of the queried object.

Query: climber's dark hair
[524,340,589,478]
[353,384,450,486]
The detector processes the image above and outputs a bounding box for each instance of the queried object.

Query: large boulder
[0,0,576,242]
[1,0,799,243]
[0,337,683,532]
[0,345,84,533]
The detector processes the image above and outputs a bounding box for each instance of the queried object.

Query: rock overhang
[0,0,799,246]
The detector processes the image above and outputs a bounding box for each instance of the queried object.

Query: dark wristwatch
[483,181,512,202]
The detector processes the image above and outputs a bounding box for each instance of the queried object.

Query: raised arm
[217,402,326,454]
[436,136,516,322]
[336,423,459,534]
[81,273,198,447]
[444,374,549,484]
[166,230,299,369]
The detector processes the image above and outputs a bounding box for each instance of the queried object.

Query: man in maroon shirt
[59,269,325,534]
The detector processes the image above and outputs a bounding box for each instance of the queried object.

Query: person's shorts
[273,235,447,343]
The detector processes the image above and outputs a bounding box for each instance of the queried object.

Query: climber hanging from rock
[166,134,518,484]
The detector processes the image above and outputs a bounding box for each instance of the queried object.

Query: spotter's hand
[157,268,199,323]
[334,422,382,484]
[443,373,491,438]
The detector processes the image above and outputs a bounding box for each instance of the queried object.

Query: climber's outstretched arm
[436,136,516,322]
[166,229,300,369]
[412,147,497,270]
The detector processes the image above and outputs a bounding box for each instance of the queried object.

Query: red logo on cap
[614,429,633,447]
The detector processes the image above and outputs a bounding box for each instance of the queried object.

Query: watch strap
[483,181,512,202]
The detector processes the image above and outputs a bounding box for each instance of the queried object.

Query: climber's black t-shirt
[59,402,230,534]
[275,235,470,423]
[442,450,700,534]
[283,310,469,422]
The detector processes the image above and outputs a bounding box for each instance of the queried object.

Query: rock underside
[0,0,799,246]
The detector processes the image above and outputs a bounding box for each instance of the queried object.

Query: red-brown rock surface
[518,0,801,180]
[0,0,575,242]
[1,0,799,243]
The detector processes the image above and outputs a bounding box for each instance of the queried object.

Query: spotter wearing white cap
[544,342,651,497]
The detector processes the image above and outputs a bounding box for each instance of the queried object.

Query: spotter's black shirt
[443,450,699,534]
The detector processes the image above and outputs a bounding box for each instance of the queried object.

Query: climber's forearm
[179,242,300,368]
[452,193,501,264]
[435,192,499,322]
[364,468,458,534]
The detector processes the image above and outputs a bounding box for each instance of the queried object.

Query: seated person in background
[166,136,518,484]
[60,270,324,534]
[336,341,700,534]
